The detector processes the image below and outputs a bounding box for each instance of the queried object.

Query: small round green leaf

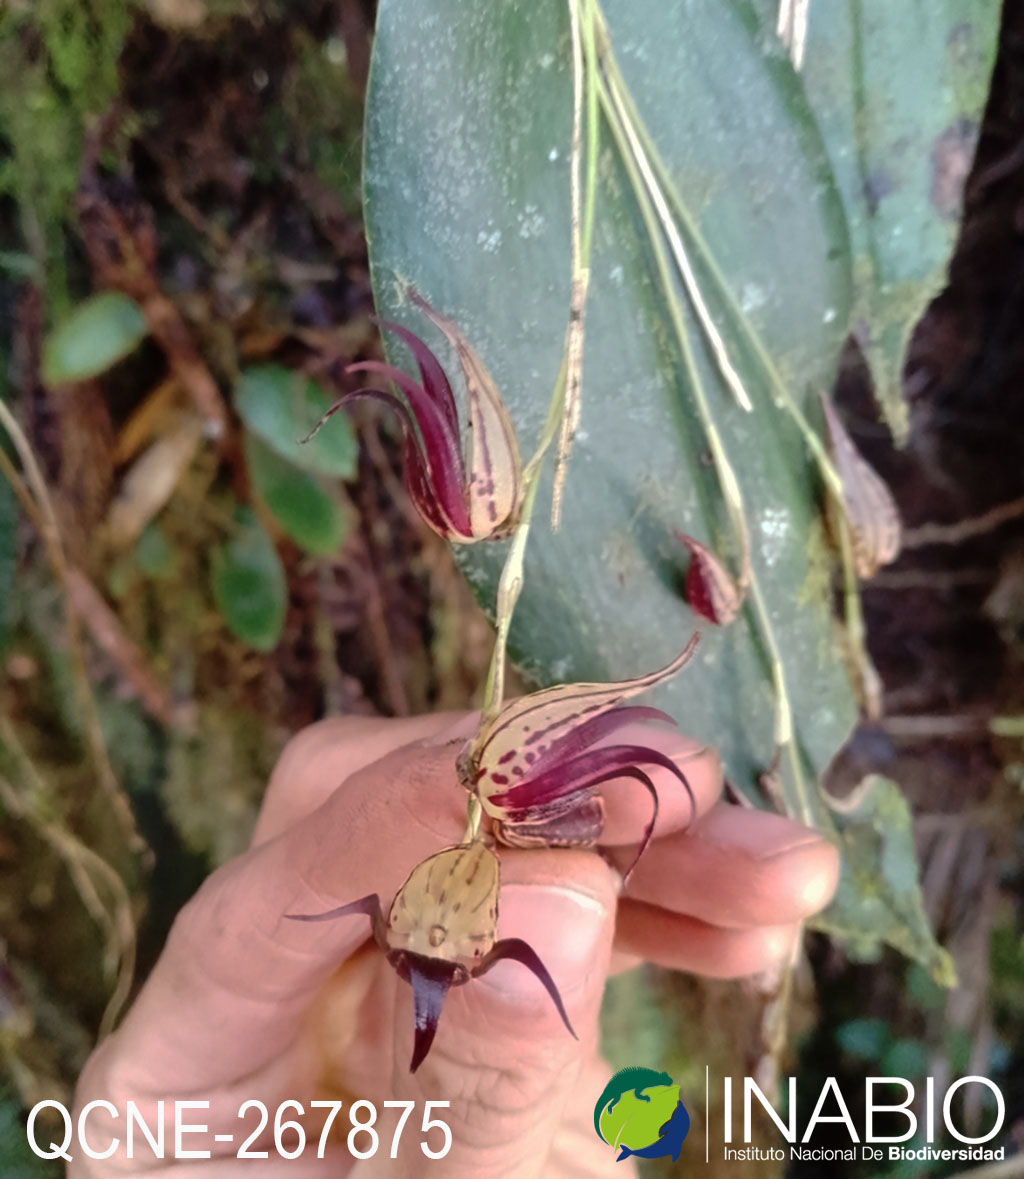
[42,291,148,384]
[235,365,357,479]
[211,509,287,652]
[134,522,175,579]
[245,433,349,556]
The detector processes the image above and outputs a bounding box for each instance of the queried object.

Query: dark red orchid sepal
[302,294,522,544]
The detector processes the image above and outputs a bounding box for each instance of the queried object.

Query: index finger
[254,713,721,854]
[81,739,471,1105]
[252,710,478,845]
[595,722,723,846]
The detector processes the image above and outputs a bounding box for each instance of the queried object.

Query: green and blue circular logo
[593,1066,690,1162]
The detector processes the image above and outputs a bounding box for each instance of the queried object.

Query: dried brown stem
[0,400,146,859]
[902,496,1024,549]
[65,568,181,728]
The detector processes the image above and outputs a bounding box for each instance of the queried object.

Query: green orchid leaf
[42,291,147,384]
[245,433,349,557]
[235,364,357,479]
[814,776,956,986]
[366,0,855,804]
[134,521,175,580]
[792,0,1000,440]
[211,508,287,652]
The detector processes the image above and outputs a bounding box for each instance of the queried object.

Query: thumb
[363,851,619,1178]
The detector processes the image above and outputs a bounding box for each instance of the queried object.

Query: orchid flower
[457,634,701,876]
[287,843,574,1072]
[676,532,743,625]
[305,292,522,543]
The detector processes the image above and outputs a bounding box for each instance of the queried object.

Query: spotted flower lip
[286,843,574,1072]
[303,292,522,543]
[458,634,701,876]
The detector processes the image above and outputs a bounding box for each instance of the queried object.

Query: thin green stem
[609,64,841,496]
[477,0,600,741]
[598,70,750,583]
[597,21,874,712]
[481,475,543,725]
[552,0,601,528]
[597,54,812,817]
[461,795,483,843]
[591,10,752,415]
[580,0,600,263]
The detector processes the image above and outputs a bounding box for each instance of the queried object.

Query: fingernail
[782,840,841,914]
[478,884,611,1000]
[696,806,830,861]
[766,923,802,964]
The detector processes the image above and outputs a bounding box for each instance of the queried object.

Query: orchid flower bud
[676,532,743,625]
[287,843,574,1072]
[304,293,522,543]
[820,395,901,578]
[458,634,701,877]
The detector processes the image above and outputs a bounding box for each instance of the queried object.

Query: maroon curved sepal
[527,705,676,777]
[284,892,383,927]
[373,317,459,439]
[474,938,577,1040]
[322,387,463,537]
[346,361,472,536]
[299,334,475,540]
[491,743,695,880]
[285,891,387,949]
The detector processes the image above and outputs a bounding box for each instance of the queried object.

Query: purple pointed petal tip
[407,960,458,1073]
[313,382,472,539]
[371,316,459,437]
[475,938,577,1040]
[300,387,411,445]
[608,766,658,884]
[345,360,472,536]
[285,892,383,925]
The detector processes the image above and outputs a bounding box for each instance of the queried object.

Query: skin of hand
[70,711,840,1178]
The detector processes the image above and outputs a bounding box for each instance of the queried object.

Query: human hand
[71,711,839,1177]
